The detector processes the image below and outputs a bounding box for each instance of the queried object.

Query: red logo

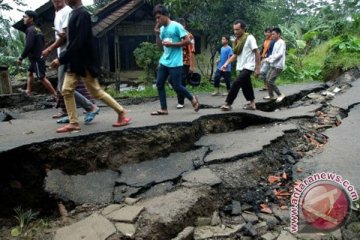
[300,182,351,231]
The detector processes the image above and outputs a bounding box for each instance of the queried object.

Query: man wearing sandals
[42,0,100,125]
[151,5,199,116]
[50,0,131,133]
[220,19,260,111]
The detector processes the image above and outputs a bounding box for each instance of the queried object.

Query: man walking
[220,19,260,111]
[43,0,99,124]
[263,27,286,103]
[151,4,199,115]
[17,10,57,98]
[50,0,131,133]
[259,27,274,91]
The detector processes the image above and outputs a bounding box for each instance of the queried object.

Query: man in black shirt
[51,0,131,133]
[17,10,57,98]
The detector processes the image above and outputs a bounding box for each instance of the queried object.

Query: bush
[133,42,162,87]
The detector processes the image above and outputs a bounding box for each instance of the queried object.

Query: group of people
[18,0,131,133]
[213,24,287,111]
[17,2,286,133]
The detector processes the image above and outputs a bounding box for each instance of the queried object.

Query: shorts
[28,59,46,81]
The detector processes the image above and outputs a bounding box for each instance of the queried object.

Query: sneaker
[222,92,228,96]
[263,95,276,100]
[176,104,184,109]
[276,94,286,103]
[211,92,220,96]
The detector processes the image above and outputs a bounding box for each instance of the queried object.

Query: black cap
[25,10,38,21]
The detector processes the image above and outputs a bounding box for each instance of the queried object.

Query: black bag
[187,72,201,87]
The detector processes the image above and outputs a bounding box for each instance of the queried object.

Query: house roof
[92,0,145,37]
[12,1,54,32]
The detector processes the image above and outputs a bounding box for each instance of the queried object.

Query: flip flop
[56,124,81,133]
[56,116,70,124]
[220,104,232,111]
[150,110,168,116]
[243,105,256,110]
[84,107,100,125]
[52,112,67,119]
[112,117,132,127]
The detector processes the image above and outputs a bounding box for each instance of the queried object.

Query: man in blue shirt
[151,5,199,115]
[212,35,233,96]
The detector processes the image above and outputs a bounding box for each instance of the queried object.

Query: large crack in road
[0,68,359,239]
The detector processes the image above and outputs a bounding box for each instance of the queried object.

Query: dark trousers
[226,69,254,105]
[213,69,231,90]
[177,65,190,105]
[157,64,193,110]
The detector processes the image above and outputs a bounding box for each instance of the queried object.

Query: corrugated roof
[92,0,144,37]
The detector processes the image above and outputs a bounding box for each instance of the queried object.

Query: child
[212,36,233,96]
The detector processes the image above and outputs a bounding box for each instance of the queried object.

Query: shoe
[276,94,286,103]
[263,95,276,100]
[57,116,70,124]
[192,96,200,112]
[52,112,67,119]
[211,92,220,96]
[243,104,256,110]
[220,104,232,111]
[113,117,132,127]
[56,124,81,133]
[176,104,184,109]
[222,92,228,96]
[259,88,268,91]
[151,110,168,115]
[84,107,100,125]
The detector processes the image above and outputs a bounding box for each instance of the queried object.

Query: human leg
[212,69,221,95]
[169,66,199,112]
[155,64,169,112]
[223,71,231,91]
[177,65,189,106]
[82,70,130,126]
[25,71,34,96]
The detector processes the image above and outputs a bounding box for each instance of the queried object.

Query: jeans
[62,70,124,124]
[226,69,254,105]
[213,69,231,90]
[156,64,193,110]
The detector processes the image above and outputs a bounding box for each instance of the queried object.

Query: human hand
[50,58,60,69]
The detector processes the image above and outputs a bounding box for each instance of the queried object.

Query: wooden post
[0,66,12,94]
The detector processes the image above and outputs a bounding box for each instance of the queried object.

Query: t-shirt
[268,38,286,69]
[159,21,187,67]
[54,5,72,57]
[236,34,258,71]
[217,45,233,71]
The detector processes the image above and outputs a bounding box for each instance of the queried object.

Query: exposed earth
[0,67,360,240]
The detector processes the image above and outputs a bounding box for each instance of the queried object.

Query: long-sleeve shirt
[267,38,286,69]
[59,5,99,77]
[20,25,45,61]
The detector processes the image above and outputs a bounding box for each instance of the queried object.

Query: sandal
[220,104,232,111]
[113,117,132,127]
[52,112,67,119]
[192,96,200,112]
[56,116,70,124]
[243,104,256,110]
[56,124,81,133]
[84,107,100,125]
[151,110,168,116]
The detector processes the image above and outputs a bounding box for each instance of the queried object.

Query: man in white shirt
[263,27,286,103]
[220,19,260,111]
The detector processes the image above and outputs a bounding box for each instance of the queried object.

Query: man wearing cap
[17,10,57,98]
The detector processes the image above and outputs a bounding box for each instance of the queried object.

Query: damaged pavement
[0,67,360,239]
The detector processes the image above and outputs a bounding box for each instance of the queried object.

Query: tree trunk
[0,66,12,94]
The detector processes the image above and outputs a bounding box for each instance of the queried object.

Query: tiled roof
[92,0,144,37]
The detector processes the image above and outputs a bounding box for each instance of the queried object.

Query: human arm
[42,30,66,57]
[254,49,261,77]
[221,54,237,72]
[266,40,285,63]
[18,28,35,62]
